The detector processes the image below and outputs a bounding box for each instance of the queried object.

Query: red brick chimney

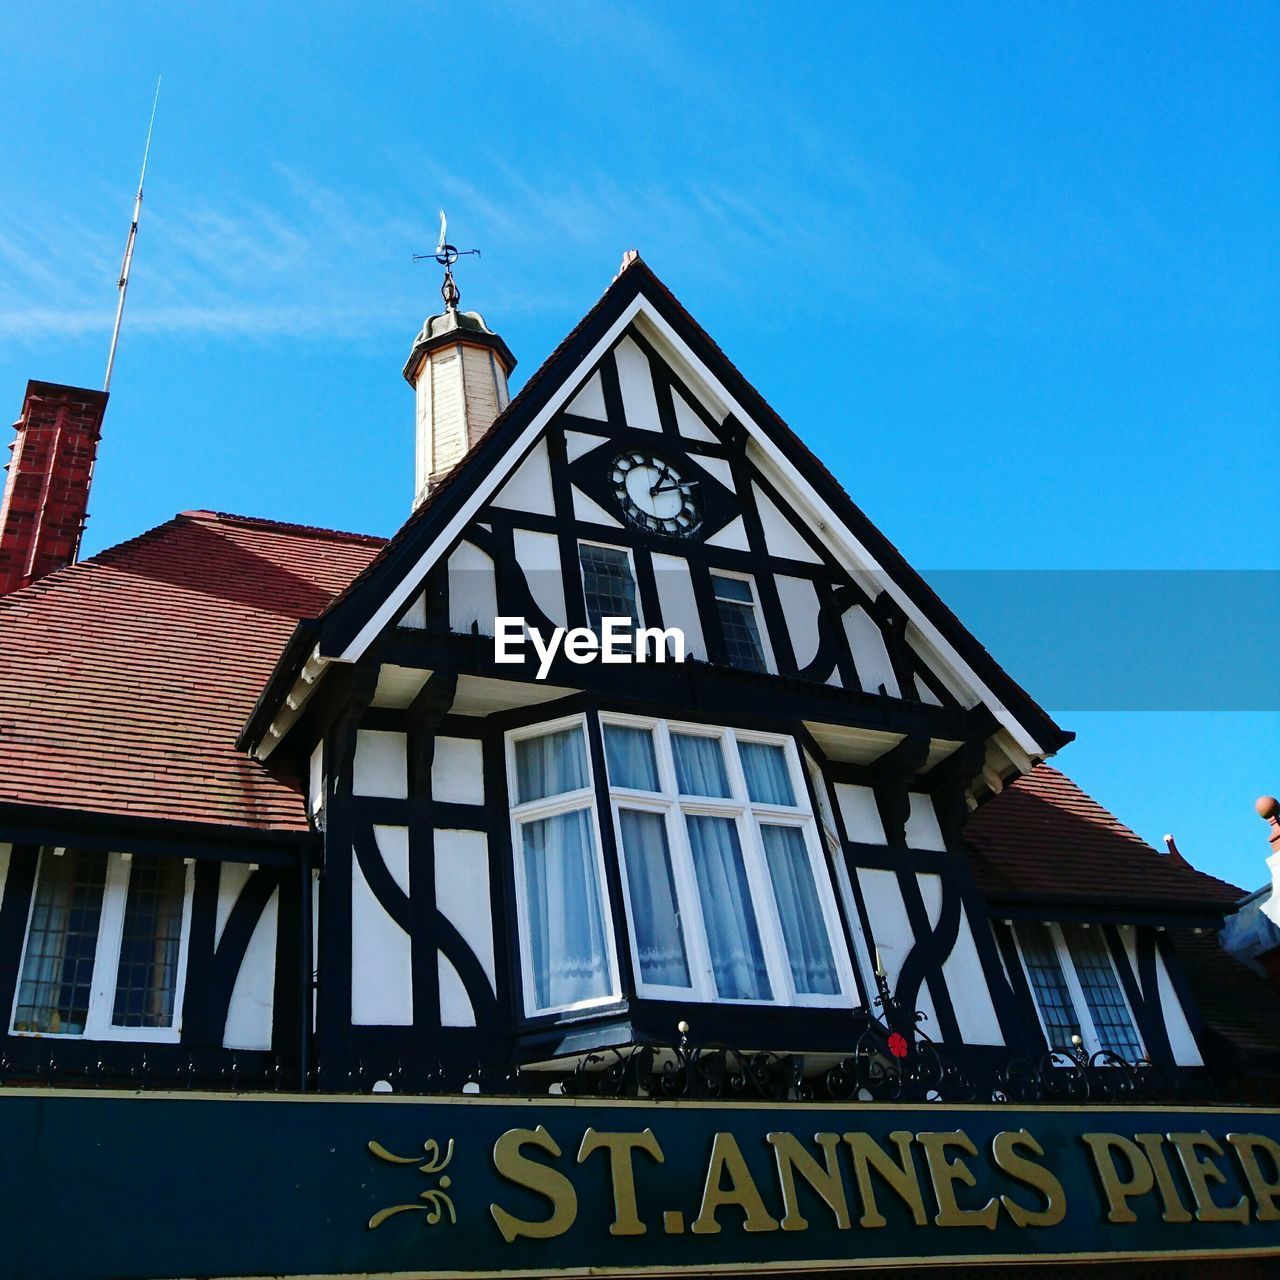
[0,381,108,595]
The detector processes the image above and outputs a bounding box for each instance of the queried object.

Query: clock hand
[648,464,673,496]
[652,479,698,495]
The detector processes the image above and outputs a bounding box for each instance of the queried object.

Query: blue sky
[1,2,1276,886]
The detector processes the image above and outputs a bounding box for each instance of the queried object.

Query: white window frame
[1014,921,1145,1059]
[601,713,855,1010]
[577,540,644,634]
[709,570,775,674]
[10,848,194,1044]
[506,714,621,1019]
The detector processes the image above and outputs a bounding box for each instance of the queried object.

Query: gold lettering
[843,1131,927,1229]
[991,1129,1066,1228]
[1167,1132,1249,1224]
[1082,1133,1154,1224]
[766,1131,850,1231]
[490,1126,578,1243]
[1134,1134,1193,1224]
[577,1128,664,1237]
[691,1132,780,1235]
[1227,1133,1280,1221]
[917,1131,999,1229]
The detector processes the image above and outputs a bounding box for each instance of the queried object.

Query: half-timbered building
[0,254,1276,1279]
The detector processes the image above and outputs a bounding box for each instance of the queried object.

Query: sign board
[3,1089,1280,1278]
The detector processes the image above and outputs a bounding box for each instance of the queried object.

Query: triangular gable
[250,258,1067,760]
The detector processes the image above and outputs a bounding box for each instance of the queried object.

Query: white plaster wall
[835,783,885,844]
[1155,946,1204,1066]
[857,867,938,1029]
[215,862,253,948]
[513,529,567,627]
[448,540,499,636]
[672,389,720,443]
[223,886,278,1051]
[944,911,1003,1044]
[706,516,751,551]
[613,336,662,431]
[843,606,901,698]
[572,486,622,527]
[776,576,822,669]
[353,730,408,799]
[564,430,600,462]
[435,829,495,995]
[351,826,413,1026]
[308,741,325,821]
[905,794,947,851]
[567,371,607,421]
[652,554,707,660]
[432,738,485,805]
[0,842,10,915]
[398,593,428,629]
[693,453,734,490]
[753,484,821,564]
[438,954,474,1028]
[492,439,556,516]
[913,674,943,707]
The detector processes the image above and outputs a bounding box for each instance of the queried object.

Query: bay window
[12,848,191,1041]
[508,718,619,1016]
[603,717,851,1008]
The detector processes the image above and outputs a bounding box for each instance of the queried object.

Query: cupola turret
[403,259,515,508]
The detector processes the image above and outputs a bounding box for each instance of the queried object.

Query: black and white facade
[0,256,1243,1101]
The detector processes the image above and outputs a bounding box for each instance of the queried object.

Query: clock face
[610,451,702,537]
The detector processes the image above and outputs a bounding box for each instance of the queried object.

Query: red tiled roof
[965,763,1242,912]
[0,510,383,832]
[0,508,1247,929]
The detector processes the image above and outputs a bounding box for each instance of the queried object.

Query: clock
[610,451,702,536]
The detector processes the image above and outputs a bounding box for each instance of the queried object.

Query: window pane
[515,727,589,803]
[14,850,108,1035]
[760,826,839,995]
[112,857,186,1028]
[711,573,752,603]
[604,725,659,791]
[685,815,771,1001]
[521,808,613,1010]
[716,599,767,672]
[1016,922,1081,1052]
[619,810,690,988]
[739,742,795,805]
[1062,925,1143,1060]
[671,733,731,797]
[580,544,638,632]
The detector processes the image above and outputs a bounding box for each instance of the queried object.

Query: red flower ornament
[887,1032,910,1060]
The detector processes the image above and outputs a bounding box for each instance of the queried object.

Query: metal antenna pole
[104,77,161,393]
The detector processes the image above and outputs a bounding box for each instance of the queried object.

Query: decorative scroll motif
[367,1138,457,1229]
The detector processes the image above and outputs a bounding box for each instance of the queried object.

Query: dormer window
[11,848,191,1041]
[711,572,769,672]
[1014,921,1143,1060]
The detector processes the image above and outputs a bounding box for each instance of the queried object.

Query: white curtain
[671,734,730,797]
[604,725,659,791]
[515,727,589,803]
[618,809,689,988]
[14,850,107,1035]
[686,815,770,1000]
[738,742,795,806]
[760,825,837,995]
[522,808,612,1010]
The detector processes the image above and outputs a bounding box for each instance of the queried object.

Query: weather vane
[413,210,479,311]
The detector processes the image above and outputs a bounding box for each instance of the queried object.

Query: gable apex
[245,257,1067,764]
